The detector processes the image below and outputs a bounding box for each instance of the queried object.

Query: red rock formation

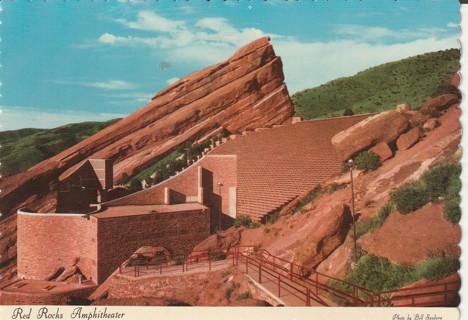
[396,127,421,151]
[0,37,293,217]
[419,94,460,115]
[370,142,393,162]
[360,203,461,265]
[423,118,439,131]
[292,204,352,270]
[450,72,460,88]
[396,103,411,112]
[331,110,409,161]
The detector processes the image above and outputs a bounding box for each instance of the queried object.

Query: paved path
[240,258,328,306]
[119,256,330,306]
[119,259,234,278]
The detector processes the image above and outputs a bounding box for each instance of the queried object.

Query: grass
[390,161,461,221]
[129,150,182,184]
[234,215,260,229]
[328,254,459,302]
[355,203,394,238]
[0,119,120,175]
[294,185,324,213]
[292,49,460,119]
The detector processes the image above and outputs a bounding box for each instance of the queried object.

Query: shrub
[344,255,415,292]
[354,151,381,172]
[129,178,143,192]
[224,287,234,301]
[355,217,378,238]
[414,256,460,281]
[355,203,394,238]
[375,203,394,225]
[444,196,461,223]
[421,162,461,200]
[236,291,253,301]
[391,181,429,214]
[296,185,324,211]
[116,172,130,185]
[209,250,227,261]
[343,108,354,116]
[266,210,280,224]
[234,215,260,229]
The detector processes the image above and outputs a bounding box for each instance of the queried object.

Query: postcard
[0,1,464,320]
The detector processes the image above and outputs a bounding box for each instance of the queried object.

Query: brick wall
[17,212,98,282]
[106,155,237,231]
[96,208,210,283]
[106,155,237,213]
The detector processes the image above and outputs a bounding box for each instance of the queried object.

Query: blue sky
[0,0,460,131]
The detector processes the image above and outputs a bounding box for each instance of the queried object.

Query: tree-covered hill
[0,119,120,175]
[292,49,460,119]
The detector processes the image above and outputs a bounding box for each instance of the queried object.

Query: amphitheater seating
[210,115,369,221]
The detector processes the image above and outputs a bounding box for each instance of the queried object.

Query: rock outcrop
[331,110,409,161]
[0,37,293,217]
[396,127,421,151]
[423,118,439,131]
[370,142,393,162]
[292,204,352,271]
[419,94,460,115]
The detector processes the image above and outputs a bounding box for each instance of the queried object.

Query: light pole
[348,159,358,262]
[218,182,223,231]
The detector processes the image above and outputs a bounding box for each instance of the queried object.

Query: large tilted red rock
[292,204,353,272]
[419,94,460,115]
[331,110,409,161]
[0,37,293,217]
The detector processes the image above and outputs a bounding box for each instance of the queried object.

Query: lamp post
[348,159,358,262]
[218,182,223,231]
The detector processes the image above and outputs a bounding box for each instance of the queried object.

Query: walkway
[114,247,459,307]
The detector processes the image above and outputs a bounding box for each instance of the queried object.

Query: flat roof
[93,203,208,219]
[1,279,96,295]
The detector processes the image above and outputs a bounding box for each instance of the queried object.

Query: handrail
[240,253,329,306]
[118,245,459,307]
[254,249,374,305]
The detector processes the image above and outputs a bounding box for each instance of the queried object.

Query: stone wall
[108,272,210,299]
[17,212,98,282]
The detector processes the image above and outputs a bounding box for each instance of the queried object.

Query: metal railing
[253,249,374,306]
[374,281,460,307]
[118,246,256,278]
[117,245,459,307]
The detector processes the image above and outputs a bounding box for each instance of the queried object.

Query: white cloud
[273,36,459,93]
[99,92,154,105]
[334,24,447,42]
[116,11,186,33]
[92,11,274,64]
[166,77,180,85]
[447,22,459,28]
[84,80,135,90]
[98,33,119,44]
[0,106,126,131]
[89,11,459,93]
[52,79,136,90]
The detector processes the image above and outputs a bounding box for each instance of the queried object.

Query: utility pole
[348,159,358,262]
[218,182,223,231]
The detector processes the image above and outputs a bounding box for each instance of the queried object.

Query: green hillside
[292,49,460,119]
[0,119,120,175]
